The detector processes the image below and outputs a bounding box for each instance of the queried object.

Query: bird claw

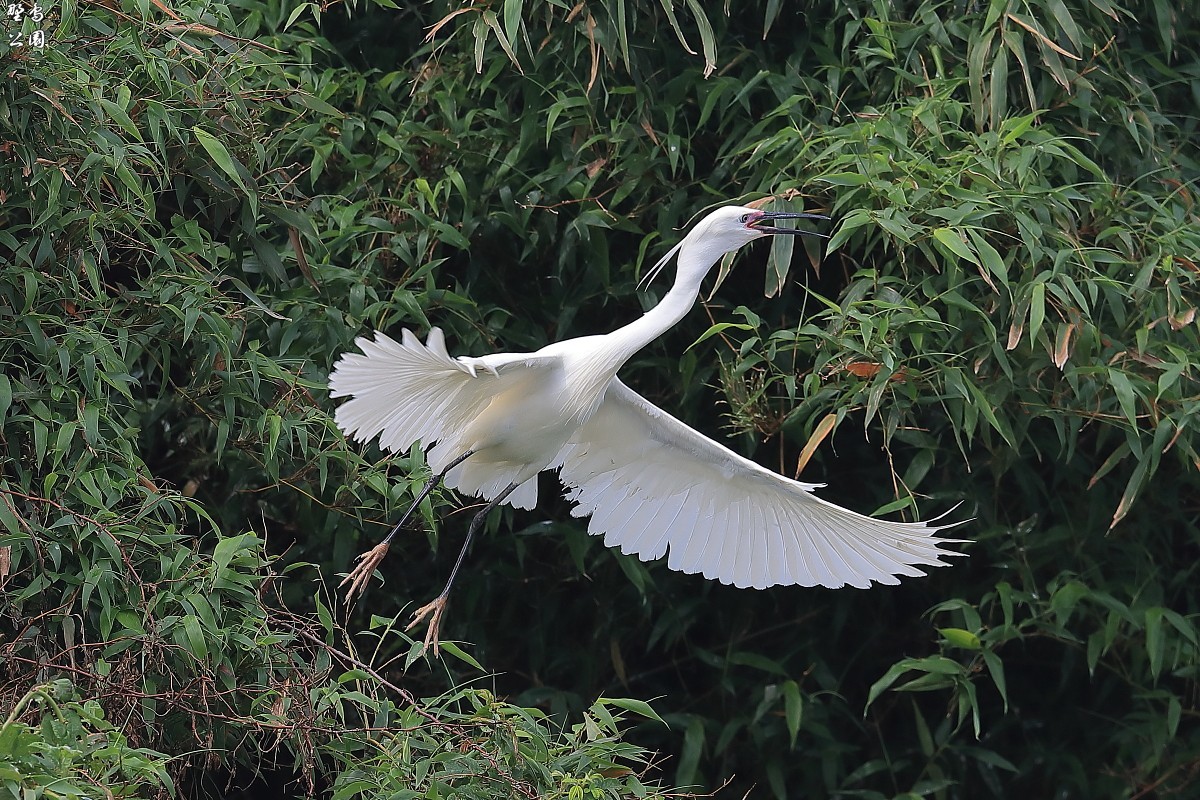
[406,595,448,657]
[339,541,391,607]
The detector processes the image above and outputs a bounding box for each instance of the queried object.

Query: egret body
[329,205,961,653]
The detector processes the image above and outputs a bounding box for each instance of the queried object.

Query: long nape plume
[637,240,685,291]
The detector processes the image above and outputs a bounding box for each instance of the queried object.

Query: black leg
[340,449,475,603]
[380,448,476,547]
[407,480,521,655]
[436,480,520,601]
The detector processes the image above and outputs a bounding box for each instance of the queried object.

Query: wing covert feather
[556,379,961,589]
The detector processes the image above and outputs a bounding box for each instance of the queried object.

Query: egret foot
[339,541,391,606]
[406,595,448,656]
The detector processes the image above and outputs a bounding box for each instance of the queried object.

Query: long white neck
[597,237,726,373]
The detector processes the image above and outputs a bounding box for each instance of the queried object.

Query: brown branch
[0,487,146,602]
[293,628,540,799]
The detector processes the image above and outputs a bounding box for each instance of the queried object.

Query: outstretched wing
[328,328,552,508]
[555,379,963,589]
[330,328,481,453]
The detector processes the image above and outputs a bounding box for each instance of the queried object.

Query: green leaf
[0,484,22,535]
[315,592,334,635]
[1145,607,1164,680]
[656,0,697,55]
[439,641,485,672]
[601,697,666,725]
[676,716,705,787]
[0,374,10,422]
[766,228,795,297]
[1028,281,1046,346]
[283,1,313,28]
[933,227,980,265]
[938,627,982,649]
[867,656,964,710]
[179,615,208,661]
[684,0,717,76]
[729,651,788,676]
[981,650,1008,711]
[481,10,522,71]
[781,680,803,749]
[687,321,755,350]
[98,98,144,141]
[966,228,1009,290]
[211,533,251,580]
[502,0,523,49]
[1050,580,1089,627]
[192,127,251,195]
[1108,369,1139,429]
[1167,694,1182,738]
[612,0,630,69]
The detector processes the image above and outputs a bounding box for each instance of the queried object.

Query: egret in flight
[329,205,960,654]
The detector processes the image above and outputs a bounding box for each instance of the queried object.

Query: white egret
[329,205,961,654]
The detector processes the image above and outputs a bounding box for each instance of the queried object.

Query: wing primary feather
[701,495,730,579]
[601,490,650,548]
[641,491,690,561]
[761,503,791,586]
[714,499,742,584]
[771,502,818,587]
[820,509,939,578]
[747,502,772,588]
[748,501,772,589]
[809,514,871,588]
[614,489,676,555]
[808,515,852,588]
[730,500,754,588]
[670,493,714,575]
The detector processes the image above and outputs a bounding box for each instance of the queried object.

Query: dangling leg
[340,449,475,605]
[407,481,520,656]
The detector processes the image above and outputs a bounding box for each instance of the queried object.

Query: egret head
[693,205,828,254]
[640,204,828,289]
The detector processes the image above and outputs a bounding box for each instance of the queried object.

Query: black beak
[749,211,830,237]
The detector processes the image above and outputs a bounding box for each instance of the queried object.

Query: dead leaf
[795,413,838,478]
[1169,308,1195,330]
[1053,322,1076,369]
[1005,13,1080,59]
[1006,316,1024,350]
[639,117,660,145]
[845,361,882,377]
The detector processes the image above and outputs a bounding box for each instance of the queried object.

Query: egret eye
[740,213,753,224]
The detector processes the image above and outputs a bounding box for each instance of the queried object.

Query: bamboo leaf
[781,680,803,749]
[1108,369,1139,429]
[656,0,697,54]
[938,627,982,650]
[933,227,979,264]
[192,127,250,195]
[602,697,667,725]
[1028,281,1046,346]
[1145,607,1164,680]
[684,0,717,76]
[982,650,1008,711]
[482,10,522,71]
